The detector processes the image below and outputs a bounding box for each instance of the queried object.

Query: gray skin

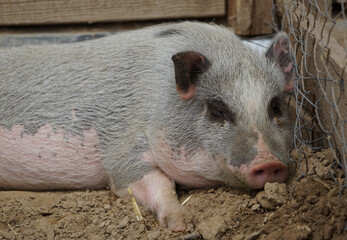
[0,21,294,229]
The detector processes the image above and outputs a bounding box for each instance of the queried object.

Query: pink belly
[0,125,108,190]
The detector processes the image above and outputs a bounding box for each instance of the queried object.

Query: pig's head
[150,32,295,190]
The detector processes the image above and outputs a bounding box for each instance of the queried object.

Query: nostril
[246,161,288,189]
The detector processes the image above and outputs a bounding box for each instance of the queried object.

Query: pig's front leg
[114,171,189,231]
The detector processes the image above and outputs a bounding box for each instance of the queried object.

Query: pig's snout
[247,160,288,189]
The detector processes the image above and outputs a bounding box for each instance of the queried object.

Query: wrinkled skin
[0,22,294,231]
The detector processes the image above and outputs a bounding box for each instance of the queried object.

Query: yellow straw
[127,188,143,221]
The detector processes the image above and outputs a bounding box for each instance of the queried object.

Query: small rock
[147,230,161,240]
[137,223,146,234]
[111,229,120,236]
[98,222,106,228]
[197,215,227,240]
[321,150,335,164]
[76,201,84,208]
[92,218,98,225]
[116,198,127,206]
[295,225,312,239]
[263,217,268,224]
[104,220,111,227]
[314,162,330,179]
[71,231,84,238]
[84,206,92,212]
[37,207,52,216]
[94,208,102,214]
[207,188,215,193]
[244,229,265,240]
[61,201,74,209]
[256,191,276,210]
[251,204,260,211]
[267,212,275,221]
[86,202,95,207]
[248,199,257,208]
[241,201,248,209]
[104,204,111,211]
[231,233,245,240]
[118,216,129,229]
[106,225,116,234]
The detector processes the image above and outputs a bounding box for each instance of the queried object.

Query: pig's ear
[265,32,294,92]
[172,51,210,100]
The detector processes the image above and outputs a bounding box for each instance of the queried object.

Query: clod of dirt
[265,182,287,204]
[266,224,312,240]
[256,182,288,210]
[250,203,261,211]
[231,229,266,240]
[117,216,129,229]
[323,224,334,240]
[256,191,275,210]
[35,219,54,240]
[283,225,312,240]
[147,229,161,240]
[314,161,331,179]
[0,230,12,239]
[197,215,227,240]
[335,216,346,234]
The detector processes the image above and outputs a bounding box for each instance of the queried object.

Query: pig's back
[0,33,150,189]
[0,22,245,190]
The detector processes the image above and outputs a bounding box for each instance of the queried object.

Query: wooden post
[227,0,273,35]
[283,1,346,154]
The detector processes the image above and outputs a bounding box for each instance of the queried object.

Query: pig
[0,21,294,231]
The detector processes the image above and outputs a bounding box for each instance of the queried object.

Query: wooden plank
[0,0,225,26]
[251,0,273,35]
[227,0,252,34]
[227,0,273,35]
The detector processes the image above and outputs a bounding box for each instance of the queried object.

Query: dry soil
[0,148,346,240]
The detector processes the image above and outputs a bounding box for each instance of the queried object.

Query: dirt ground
[0,148,346,240]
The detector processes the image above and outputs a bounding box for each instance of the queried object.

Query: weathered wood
[227,0,273,35]
[285,1,346,152]
[303,0,333,17]
[0,0,225,26]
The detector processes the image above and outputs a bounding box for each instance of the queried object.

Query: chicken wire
[272,0,346,192]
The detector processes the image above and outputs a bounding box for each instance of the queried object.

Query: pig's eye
[207,100,235,124]
[269,98,283,119]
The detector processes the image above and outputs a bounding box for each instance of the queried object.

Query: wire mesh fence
[273,0,346,191]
